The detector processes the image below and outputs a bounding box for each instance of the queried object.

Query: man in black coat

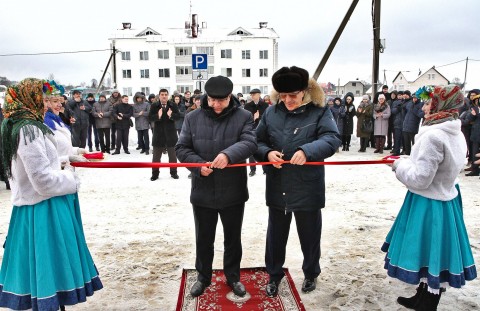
[255,66,341,297]
[65,90,92,148]
[175,76,257,298]
[149,89,180,180]
[112,95,133,154]
[243,88,268,176]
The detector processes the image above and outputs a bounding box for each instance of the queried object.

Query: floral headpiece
[43,80,65,96]
[414,86,434,101]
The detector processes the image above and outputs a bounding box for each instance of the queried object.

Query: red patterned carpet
[176,267,306,311]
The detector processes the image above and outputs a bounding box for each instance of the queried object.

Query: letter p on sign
[192,54,208,70]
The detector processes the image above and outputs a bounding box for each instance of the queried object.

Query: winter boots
[397,283,442,311]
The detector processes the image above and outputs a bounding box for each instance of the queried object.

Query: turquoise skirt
[382,187,477,289]
[0,193,102,310]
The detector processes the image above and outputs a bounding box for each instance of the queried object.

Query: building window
[121,51,130,61]
[208,66,214,74]
[158,49,169,59]
[428,74,436,80]
[177,85,192,93]
[259,68,268,77]
[242,86,251,94]
[141,87,150,95]
[197,46,214,55]
[176,66,192,75]
[242,69,251,78]
[259,50,268,59]
[355,90,360,96]
[398,85,405,91]
[221,68,232,77]
[159,68,170,78]
[242,50,250,59]
[351,82,356,87]
[122,87,133,96]
[221,49,232,59]
[140,51,149,61]
[259,86,269,94]
[140,69,150,78]
[122,70,132,79]
[175,47,192,56]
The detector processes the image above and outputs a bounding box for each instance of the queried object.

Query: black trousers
[402,131,416,155]
[386,122,394,148]
[470,141,480,173]
[137,129,150,151]
[115,128,130,152]
[193,204,245,285]
[71,126,88,148]
[341,134,351,147]
[111,123,117,149]
[393,128,403,155]
[87,122,99,149]
[151,146,177,177]
[265,207,322,282]
[97,128,110,153]
[359,137,368,151]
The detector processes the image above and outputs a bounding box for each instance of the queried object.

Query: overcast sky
[1,0,479,90]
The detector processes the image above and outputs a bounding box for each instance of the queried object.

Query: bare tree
[91,79,98,88]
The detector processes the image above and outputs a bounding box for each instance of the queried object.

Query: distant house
[337,80,365,97]
[392,67,449,92]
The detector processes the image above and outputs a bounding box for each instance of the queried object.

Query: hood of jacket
[270,78,325,108]
[133,92,145,103]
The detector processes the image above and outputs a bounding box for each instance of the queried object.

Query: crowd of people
[0,70,477,311]
[326,85,480,178]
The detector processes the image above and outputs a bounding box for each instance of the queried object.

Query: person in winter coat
[112,95,133,154]
[108,89,122,151]
[386,90,397,150]
[341,92,356,151]
[133,92,150,155]
[402,91,425,155]
[244,88,268,176]
[173,94,186,136]
[92,95,113,154]
[85,93,100,152]
[175,76,257,298]
[462,89,479,166]
[373,94,391,154]
[330,97,346,145]
[465,92,480,176]
[65,90,92,148]
[390,91,405,156]
[383,85,476,311]
[255,66,341,298]
[0,78,102,311]
[356,95,374,152]
[149,89,180,180]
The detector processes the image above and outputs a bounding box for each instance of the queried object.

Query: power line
[0,49,111,57]
[435,58,466,68]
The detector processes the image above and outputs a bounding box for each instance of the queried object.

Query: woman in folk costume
[382,85,477,311]
[0,78,102,311]
[43,80,88,167]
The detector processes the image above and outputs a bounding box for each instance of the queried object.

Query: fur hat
[272,66,309,93]
[403,90,411,97]
[204,76,233,98]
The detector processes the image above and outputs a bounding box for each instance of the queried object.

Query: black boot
[397,282,426,309]
[415,289,441,311]
[342,145,346,151]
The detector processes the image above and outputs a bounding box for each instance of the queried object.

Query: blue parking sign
[192,54,208,70]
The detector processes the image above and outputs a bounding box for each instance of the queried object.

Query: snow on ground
[0,137,479,310]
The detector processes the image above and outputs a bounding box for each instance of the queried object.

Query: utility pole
[463,57,469,92]
[313,0,359,80]
[112,43,117,88]
[372,0,381,95]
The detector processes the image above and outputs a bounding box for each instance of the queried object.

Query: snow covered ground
[0,137,479,310]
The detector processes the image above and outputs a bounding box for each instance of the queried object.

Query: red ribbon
[71,159,394,169]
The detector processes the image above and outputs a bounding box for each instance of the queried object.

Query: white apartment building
[108,17,279,98]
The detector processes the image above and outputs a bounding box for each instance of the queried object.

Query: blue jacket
[390,99,404,129]
[402,99,425,133]
[255,83,341,212]
[329,103,346,135]
[467,106,480,143]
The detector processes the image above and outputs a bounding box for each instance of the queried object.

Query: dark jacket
[467,106,480,143]
[65,99,92,129]
[402,99,425,133]
[390,99,405,129]
[329,103,346,135]
[244,99,269,128]
[149,101,180,147]
[175,96,257,209]
[255,79,342,212]
[356,102,374,138]
[174,100,187,131]
[342,92,356,135]
[113,102,133,130]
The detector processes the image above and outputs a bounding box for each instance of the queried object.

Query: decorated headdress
[43,80,65,96]
[421,85,464,126]
[1,78,53,178]
[414,85,435,101]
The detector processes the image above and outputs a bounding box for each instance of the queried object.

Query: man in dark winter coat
[65,90,92,148]
[243,88,268,176]
[255,66,341,297]
[402,91,425,155]
[112,95,133,154]
[175,76,257,298]
[149,89,180,180]
[390,91,405,156]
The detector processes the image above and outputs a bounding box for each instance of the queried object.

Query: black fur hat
[204,76,233,98]
[272,66,309,93]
